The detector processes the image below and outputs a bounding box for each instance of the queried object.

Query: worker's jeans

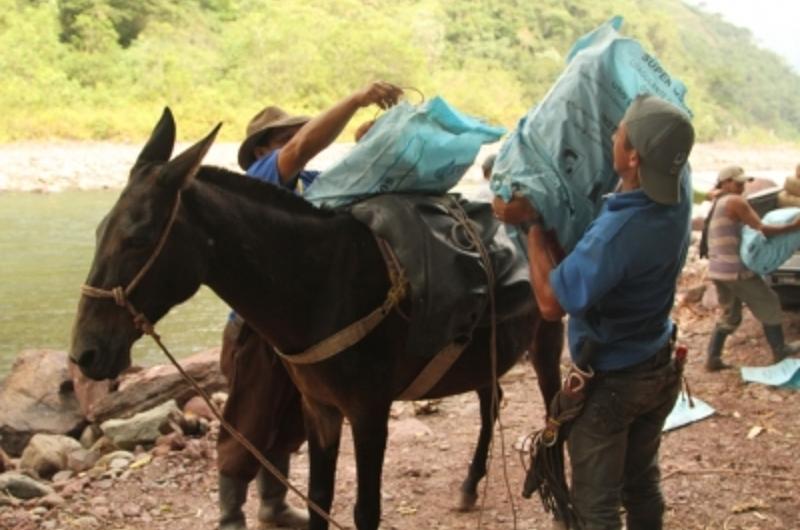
[567,347,681,530]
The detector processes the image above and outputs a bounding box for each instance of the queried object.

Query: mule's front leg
[303,398,344,530]
[350,404,392,530]
[529,318,564,406]
[458,383,502,511]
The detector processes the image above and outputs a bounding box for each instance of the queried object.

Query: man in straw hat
[494,94,694,529]
[218,81,403,530]
[704,164,800,372]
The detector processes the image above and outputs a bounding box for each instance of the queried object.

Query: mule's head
[70,108,221,380]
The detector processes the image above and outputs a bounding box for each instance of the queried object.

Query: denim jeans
[567,349,681,530]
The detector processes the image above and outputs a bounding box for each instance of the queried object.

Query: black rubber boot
[705,328,732,372]
[256,455,309,529]
[218,474,249,530]
[763,324,800,363]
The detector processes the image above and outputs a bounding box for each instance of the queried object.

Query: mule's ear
[135,107,176,169]
[158,122,222,191]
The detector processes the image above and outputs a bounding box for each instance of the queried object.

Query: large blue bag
[741,208,800,275]
[491,16,692,252]
[305,96,505,208]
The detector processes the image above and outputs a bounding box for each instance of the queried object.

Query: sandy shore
[0,141,798,193]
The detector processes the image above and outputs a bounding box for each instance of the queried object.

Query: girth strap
[397,341,468,400]
[274,238,407,365]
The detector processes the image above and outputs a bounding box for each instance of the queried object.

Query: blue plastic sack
[491,16,692,252]
[740,208,800,275]
[305,96,505,208]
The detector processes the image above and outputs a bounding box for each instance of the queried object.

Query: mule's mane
[196,165,334,218]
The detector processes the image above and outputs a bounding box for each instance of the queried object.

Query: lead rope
[443,197,518,530]
[79,193,346,530]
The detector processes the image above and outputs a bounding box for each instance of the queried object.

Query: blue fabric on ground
[740,208,800,275]
[490,16,692,252]
[305,96,505,208]
[741,358,800,390]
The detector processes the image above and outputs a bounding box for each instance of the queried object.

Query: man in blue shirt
[494,94,694,529]
[217,81,403,530]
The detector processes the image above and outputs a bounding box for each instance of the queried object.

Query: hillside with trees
[1,0,798,143]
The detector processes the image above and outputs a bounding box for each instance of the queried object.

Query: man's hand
[354,120,375,142]
[492,195,540,225]
[353,81,403,110]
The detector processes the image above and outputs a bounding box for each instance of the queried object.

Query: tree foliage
[1,0,798,143]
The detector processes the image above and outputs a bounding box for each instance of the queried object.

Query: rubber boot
[705,328,731,371]
[256,455,309,529]
[763,324,800,363]
[218,474,249,530]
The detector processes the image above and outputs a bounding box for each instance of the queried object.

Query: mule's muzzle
[69,344,129,381]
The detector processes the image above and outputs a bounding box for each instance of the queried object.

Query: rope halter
[79,195,183,339]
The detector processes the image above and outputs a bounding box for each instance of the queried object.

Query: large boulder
[89,348,224,423]
[100,400,181,449]
[0,471,55,499]
[68,362,113,419]
[0,447,11,473]
[19,433,83,479]
[0,350,84,456]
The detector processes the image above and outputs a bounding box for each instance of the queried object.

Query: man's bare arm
[276,81,402,184]
[527,226,566,321]
[727,195,800,237]
[492,195,565,321]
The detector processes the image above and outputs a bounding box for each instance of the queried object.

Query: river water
[0,190,229,376]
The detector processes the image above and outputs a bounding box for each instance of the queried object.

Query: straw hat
[237,106,311,170]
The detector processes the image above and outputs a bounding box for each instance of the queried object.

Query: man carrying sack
[494,94,694,529]
[704,165,800,371]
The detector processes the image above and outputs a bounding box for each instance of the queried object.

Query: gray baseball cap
[623,94,695,205]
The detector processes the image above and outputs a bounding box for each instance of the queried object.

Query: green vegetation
[1,0,799,143]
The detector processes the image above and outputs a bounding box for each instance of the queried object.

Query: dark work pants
[217,318,306,481]
[567,349,681,530]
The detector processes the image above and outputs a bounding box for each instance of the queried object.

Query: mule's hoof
[457,490,478,512]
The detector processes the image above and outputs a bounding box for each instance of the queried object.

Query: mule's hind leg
[350,402,392,530]
[458,382,503,511]
[303,398,344,530]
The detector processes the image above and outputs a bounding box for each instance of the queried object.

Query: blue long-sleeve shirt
[550,170,692,370]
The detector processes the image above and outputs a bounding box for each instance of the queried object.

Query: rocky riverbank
[0,142,344,193]
[0,141,798,193]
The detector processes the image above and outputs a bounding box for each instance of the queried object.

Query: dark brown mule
[69,109,563,530]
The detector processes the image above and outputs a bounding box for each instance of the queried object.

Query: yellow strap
[397,342,468,400]
[275,238,407,365]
